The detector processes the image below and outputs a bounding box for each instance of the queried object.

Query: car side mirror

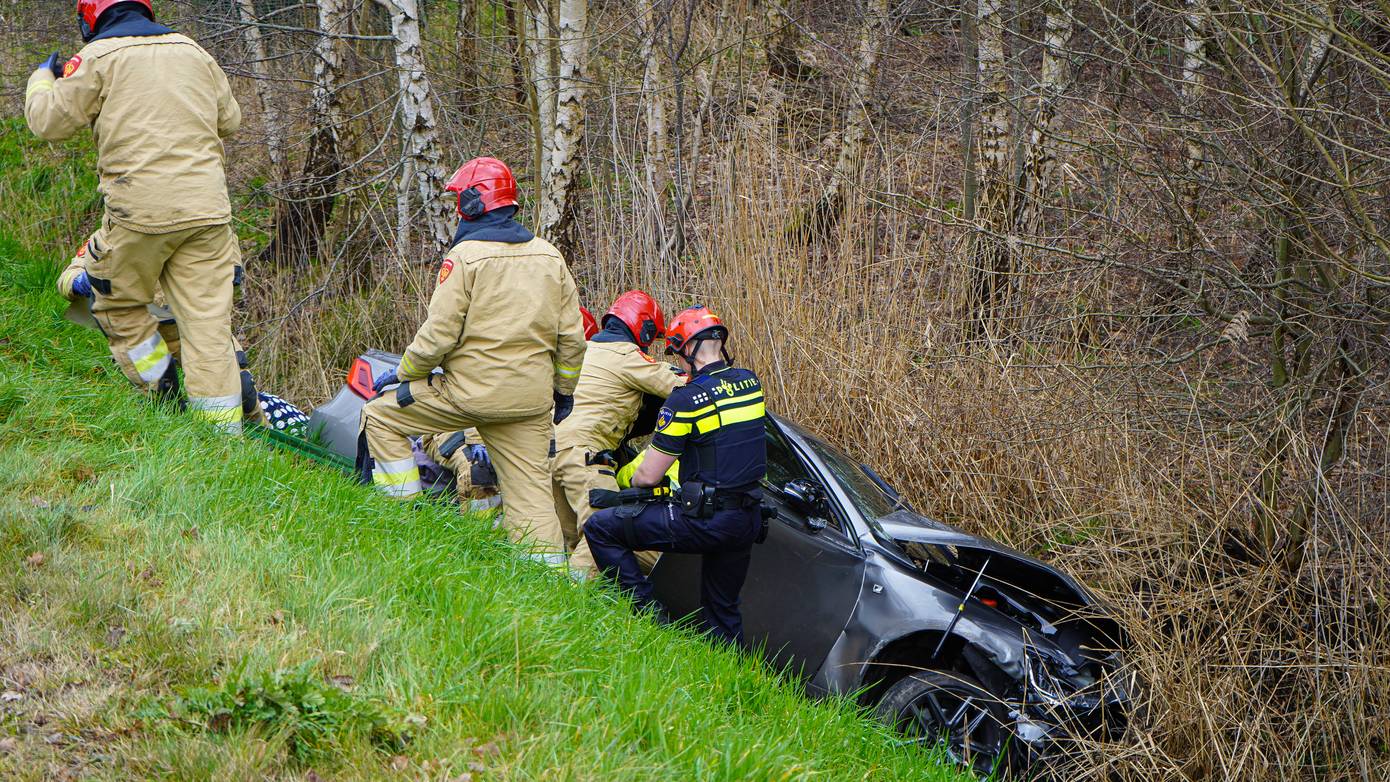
[781,479,828,532]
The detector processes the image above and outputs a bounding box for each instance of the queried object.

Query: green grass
[0,120,966,779]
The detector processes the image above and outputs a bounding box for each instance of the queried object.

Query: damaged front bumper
[1009,647,1135,762]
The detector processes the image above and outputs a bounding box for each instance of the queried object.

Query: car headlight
[1023,645,1097,707]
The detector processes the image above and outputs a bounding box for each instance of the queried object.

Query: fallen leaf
[30,498,50,509]
[404,713,427,728]
[389,754,409,771]
[182,526,200,540]
[466,761,487,773]
[1,691,23,703]
[451,774,474,782]
[0,737,17,753]
[72,467,94,483]
[44,732,66,745]
[472,741,499,758]
[25,552,45,567]
[269,610,286,625]
[328,675,355,692]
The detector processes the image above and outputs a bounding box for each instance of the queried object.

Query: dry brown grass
[2,3,1384,777]
[242,111,1389,779]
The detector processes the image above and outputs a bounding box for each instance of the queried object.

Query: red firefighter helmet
[445,157,519,220]
[79,0,152,34]
[580,306,599,340]
[665,305,728,356]
[604,290,666,349]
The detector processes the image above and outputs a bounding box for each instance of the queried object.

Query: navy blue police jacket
[649,361,767,493]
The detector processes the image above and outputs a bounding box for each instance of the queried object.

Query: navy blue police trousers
[584,501,761,644]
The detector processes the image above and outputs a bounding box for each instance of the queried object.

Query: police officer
[58,233,269,426]
[360,157,587,563]
[584,306,767,643]
[552,291,686,577]
[26,0,245,432]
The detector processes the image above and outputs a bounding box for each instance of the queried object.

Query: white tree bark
[1178,0,1209,232]
[1014,0,1074,233]
[377,0,454,254]
[527,0,558,192]
[966,0,1013,332]
[235,0,288,175]
[824,0,889,206]
[975,0,1010,201]
[640,0,670,204]
[259,0,350,265]
[310,0,350,145]
[538,0,589,240]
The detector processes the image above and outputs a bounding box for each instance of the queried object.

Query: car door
[649,418,867,679]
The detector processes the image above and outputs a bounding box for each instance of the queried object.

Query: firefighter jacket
[556,340,685,452]
[396,237,587,421]
[25,33,241,233]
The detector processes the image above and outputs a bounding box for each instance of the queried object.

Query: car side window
[764,420,810,488]
[764,422,846,536]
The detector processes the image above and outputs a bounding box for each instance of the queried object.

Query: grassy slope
[0,121,962,780]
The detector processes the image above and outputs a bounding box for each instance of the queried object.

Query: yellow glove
[615,449,680,490]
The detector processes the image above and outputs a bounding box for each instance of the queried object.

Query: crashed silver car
[302,352,1134,775]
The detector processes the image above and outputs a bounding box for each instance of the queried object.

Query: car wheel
[876,670,1010,777]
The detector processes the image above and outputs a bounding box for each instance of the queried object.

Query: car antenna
[931,555,992,660]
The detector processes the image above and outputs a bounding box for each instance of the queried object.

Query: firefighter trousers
[551,445,658,576]
[361,376,565,556]
[86,219,242,432]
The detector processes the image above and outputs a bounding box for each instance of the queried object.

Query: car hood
[871,510,1099,611]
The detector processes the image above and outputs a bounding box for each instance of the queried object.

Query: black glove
[553,391,574,424]
[40,51,64,78]
[372,367,399,395]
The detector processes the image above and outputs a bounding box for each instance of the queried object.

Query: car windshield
[799,434,902,520]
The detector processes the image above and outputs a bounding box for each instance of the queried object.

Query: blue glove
[40,51,63,78]
[372,367,399,395]
[70,270,92,299]
[465,444,490,467]
[553,391,574,424]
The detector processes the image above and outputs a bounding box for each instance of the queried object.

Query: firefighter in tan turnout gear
[552,291,686,577]
[360,157,587,563]
[57,235,268,426]
[26,0,245,431]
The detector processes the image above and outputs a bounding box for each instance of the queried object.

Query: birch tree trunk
[538,0,589,242]
[378,0,454,254]
[258,0,350,267]
[638,0,672,260]
[527,0,558,204]
[826,0,888,209]
[1177,0,1209,246]
[785,0,888,240]
[966,0,1013,335]
[1012,0,1074,235]
[235,0,287,176]
[640,0,671,206]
